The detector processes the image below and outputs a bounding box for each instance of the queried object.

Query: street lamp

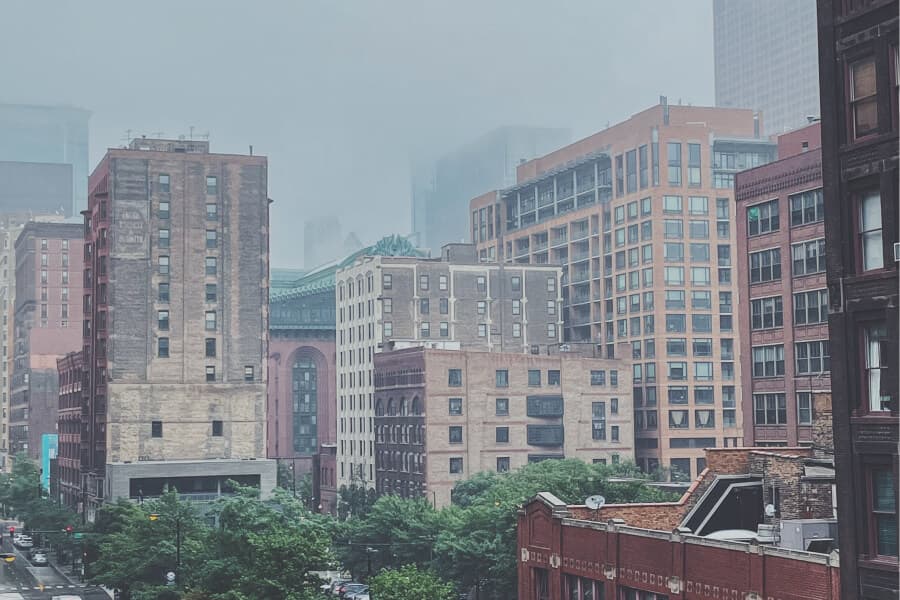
[365,546,378,579]
[149,513,182,581]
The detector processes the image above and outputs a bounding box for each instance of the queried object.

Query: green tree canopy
[369,564,456,600]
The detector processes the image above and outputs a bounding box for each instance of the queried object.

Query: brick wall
[812,393,834,454]
[749,451,833,523]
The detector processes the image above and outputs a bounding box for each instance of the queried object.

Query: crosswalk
[0,583,89,590]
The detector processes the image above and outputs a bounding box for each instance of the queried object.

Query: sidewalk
[51,557,114,599]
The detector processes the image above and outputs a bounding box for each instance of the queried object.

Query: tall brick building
[817,0,899,597]
[735,123,829,447]
[56,350,82,509]
[336,242,563,489]
[472,101,777,481]
[8,221,83,461]
[81,138,275,519]
[374,344,631,507]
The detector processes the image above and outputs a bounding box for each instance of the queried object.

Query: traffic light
[64,525,74,536]
[7,527,13,536]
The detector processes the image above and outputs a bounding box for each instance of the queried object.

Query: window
[667,338,687,356]
[448,368,462,387]
[449,458,463,474]
[449,426,463,444]
[792,239,826,276]
[440,321,449,337]
[748,199,779,236]
[212,420,223,437]
[206,230,217,249]
[751,296,783,330]
[383,274,393,289]
[158,174,170,193]
[590,370,606,386]
[476,276,487,293]
[723,386,736,427]
[204,365,216,382]
[206,175,218,195]
[496,398,509,416]
[669,410,689,429]
[691,290,711,310]
[158,337,169,358]
[870,469,898,556]
[420,322,430,338]
[152,421,163,438]
[859,192,884,271]
[547,323,557,339]
[496,370,509,388]
[863,324,890,412]
[797,392,813,425]
[790,189,824,226]
[687,144,701,186]
[419,274,429,291]
[497,457,510,473]
[690,243,710,262]
[693,338,713,356]
[157,310,169,331]
[663,195,683,213]
[692,314,712,332]
[794,289,828,325]
[664,219,683,239]
[440,298,449,314]
[158,256,170,275]
[665,290,685,309]
[206,203,217,220]
[690,267,711,286]
[528,369,541,386]
[668,362,687,380]
[689,220,709,239]
[694,362,713,381]
[478,323,487,337]
[511,299,521,315]
[752,345,785,377]
[754,393,787,425]
[591,402,606,440]
[510,276,521,293]
[495,426,509,443]
[205,284,217,303]
[547,276,556,293]
[205,338,216,358]
[205,311,217,331]
[689,195,708,215]
[749,248,781,283]
[159,283,170,302]
[243,366,254,382]
[850,58,878,139]
[667,142,682,185]
[548,370,560,386]
[547,300,556,316]
[664,267,684,285]
[664,242,684,262]
[666,314,686,333]
[205,257,217,276]
[695,410,715,428]
[695,387,714,405]
[439,275,448,291]
[159,201,170,219]
[419,298,430,315]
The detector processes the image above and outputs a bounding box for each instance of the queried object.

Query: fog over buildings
[0,0,714,266]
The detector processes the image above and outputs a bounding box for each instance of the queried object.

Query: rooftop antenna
[189,125,195,140]
[120,129,134,145]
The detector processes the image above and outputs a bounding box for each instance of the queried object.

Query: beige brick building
[335,243,563,489]
[374,345,631,508]
[471,100,778,481]
[81,138,275,516]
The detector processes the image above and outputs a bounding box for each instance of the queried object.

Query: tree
[369,564,456,600]
[336,482,377,520]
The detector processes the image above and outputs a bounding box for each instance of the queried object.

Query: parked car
[30,550,48,566]
[340,583,368,599]
[345,588,369,600]
[354,595,369,600]
[329,579,351,595]
[14,535,32,550]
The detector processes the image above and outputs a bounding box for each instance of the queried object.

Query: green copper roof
[270,234,427,303]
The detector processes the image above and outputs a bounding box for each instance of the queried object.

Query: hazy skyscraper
[713,0,820,135]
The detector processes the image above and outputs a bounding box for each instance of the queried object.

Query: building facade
[735,123,829,447]
[472,101,777,481]
[411,126,570,252]
[9,221,83,462]
[817,0,899,597]
[374,345,631,508]
[57,350,82,510]
[81,138,275,518]
[336,242,563,489]
[0,103,90,214]
[713,0,821,135]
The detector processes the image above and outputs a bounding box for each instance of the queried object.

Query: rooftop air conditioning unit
[756,523,777,543]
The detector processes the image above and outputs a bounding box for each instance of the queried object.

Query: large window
[870,468,898,557]
[687,144,702,187]
[794,289,828,325]
[790,189,824,226]
[751,296,783,330]
[754,393,787,425]
[669,410,689,429]
[792,239,826,276]
[797,392,813,425]
[591,402,606,440]
[864,324,890,412]
[859,192,884,271]
[292,356,319,455]
[663,195,682,213]
[795,340,830,374]
[748,199,780,236]
[667,142,682,185]
[850,58,878,139]
[749,248,781,283]
[752,344,785,378]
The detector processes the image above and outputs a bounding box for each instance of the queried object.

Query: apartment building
[9,221,83,461]
[817,0,899,596]
[57,350,82,509]
[335,242,563,489]
[374,344,631,508]
[472,100,777,481]
[735,123,829,447]
[81,138,275,519]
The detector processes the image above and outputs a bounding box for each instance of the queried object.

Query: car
[340,583,368,599]
[30,550,48,566]
[14,535,32,549]
[345,588,369,600]
[354,595,369,600]
[331,580,353,596]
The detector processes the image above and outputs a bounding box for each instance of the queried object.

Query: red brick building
[735,123,828,447]
[56,350,83,510]
[517,446,839,600]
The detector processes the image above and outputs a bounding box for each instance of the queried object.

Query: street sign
[165,571,176,585]
[73,532,84,540]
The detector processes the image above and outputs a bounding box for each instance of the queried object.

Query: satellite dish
[764,503,776,517]
[585,495,606,510]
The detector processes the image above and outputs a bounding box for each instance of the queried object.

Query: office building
[81,138,275,519]
[0,103,90,214]
[57,350,83,509]
[336,242,563,489]
[472,100,777,481]
[817,0,899,596]
[713,0,820,135]
[9,221,84,462]
[735,123,829,447]
[411,126,570,252]
[374,344,631,508]
[0,161,73,216]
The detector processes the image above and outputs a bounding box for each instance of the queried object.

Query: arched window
[399,398,407,416]
[411,396,421,415]
[375,399,384,417]
[387,398,397,416]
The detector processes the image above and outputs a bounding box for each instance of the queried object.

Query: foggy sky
[1,1,714,267]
